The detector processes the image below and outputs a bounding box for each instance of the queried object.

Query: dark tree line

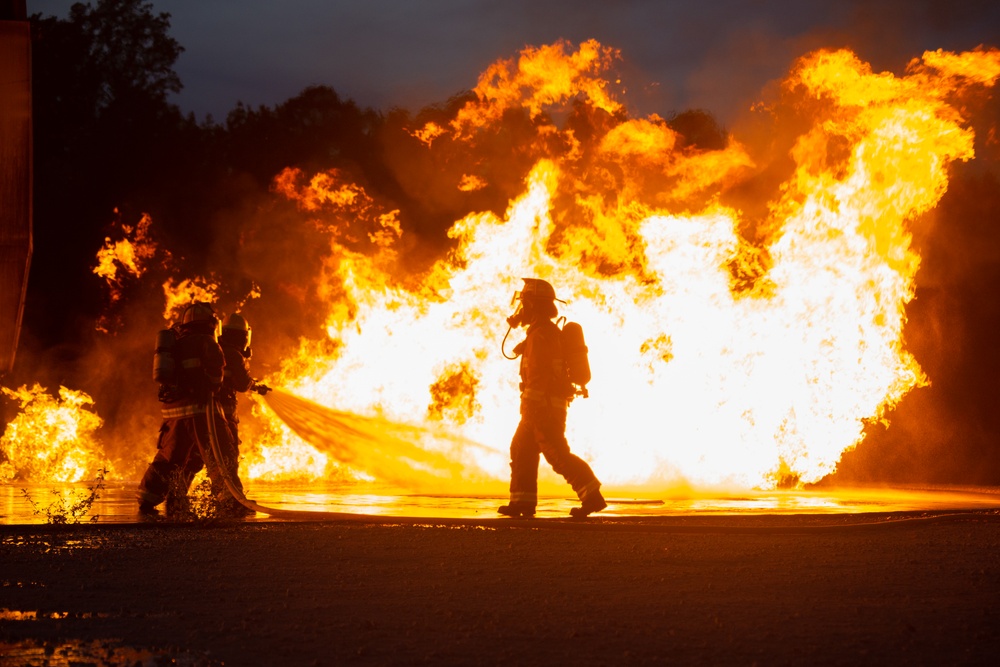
[28,2,382,348]
[30,0,183,341]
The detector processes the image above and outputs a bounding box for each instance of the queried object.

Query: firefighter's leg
[137,420,189,513]
[535,408,606,517]
[214,412,245,495]
[178,448,204,494]
[498,419,540,517]
[166,422,205,517]
[195,411,253,517]
[214,414,255,516]
[227,417,241,457]
[193,413,235,502]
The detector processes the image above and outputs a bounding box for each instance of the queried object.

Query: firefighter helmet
[222,312,252,348]
[181,301,218,325]
[507,278,560,329]
[517,278,558,302]
[223,313,250,333]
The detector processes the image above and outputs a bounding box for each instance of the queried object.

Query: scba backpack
[560,320,591,398]
[153,326,187,402]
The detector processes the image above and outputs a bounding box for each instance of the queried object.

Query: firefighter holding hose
[498,278,607,519]
[218,312,271,454]
[137,302,250,518]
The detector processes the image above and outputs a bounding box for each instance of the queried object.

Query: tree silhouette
[27,0,187,352]
[221,85,382,187]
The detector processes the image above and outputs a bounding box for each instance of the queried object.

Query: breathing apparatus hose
[501,325,519,360]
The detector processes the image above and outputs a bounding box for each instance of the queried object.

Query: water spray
[203,395,353,520]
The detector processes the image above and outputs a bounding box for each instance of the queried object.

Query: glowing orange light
[161,277,221,322]
[253,43,1000,492]
[0,384,110,483]
[93,212,159,303]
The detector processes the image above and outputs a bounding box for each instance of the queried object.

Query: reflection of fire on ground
[3,41,1000,496]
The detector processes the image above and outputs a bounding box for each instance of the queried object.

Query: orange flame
[458,174,488,192]
[274,167,402,251]
[92,212,159,303]
[0,384,110,483]
[161,277,221,322]
[240,400,332,482]
[448,38,623,138]
[12,42,998,495]
[259,43,1000,492]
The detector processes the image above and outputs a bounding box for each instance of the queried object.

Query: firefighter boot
[497,503,535,518]
[570,489,607,518]
[138,500,161,520]
[217,497,256,518]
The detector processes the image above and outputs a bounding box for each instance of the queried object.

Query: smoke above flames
[3,39,1000,492]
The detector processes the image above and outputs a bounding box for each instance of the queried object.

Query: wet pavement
[2,488,1000,667]
[0,637,219,667]
[3,481,1000,524]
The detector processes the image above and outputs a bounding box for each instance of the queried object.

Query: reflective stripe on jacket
[160,403,206,419]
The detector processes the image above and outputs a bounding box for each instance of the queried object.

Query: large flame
[7,42,999,495]
[0,384,109,483]
[259,43,1000,491]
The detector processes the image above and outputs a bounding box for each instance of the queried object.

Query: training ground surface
[1,509,999,666]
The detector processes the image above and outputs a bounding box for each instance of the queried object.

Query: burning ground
[3,39,1000,499]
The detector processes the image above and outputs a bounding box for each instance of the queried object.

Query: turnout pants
[507,403,601,510]
[137,408,242,509]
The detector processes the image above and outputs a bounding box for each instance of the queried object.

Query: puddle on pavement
[1,581,45,589]
[0,534,116,553]
[0,610,112,621]
[1,608,176,621]
[2,481,999,524]
[0,638,219,667]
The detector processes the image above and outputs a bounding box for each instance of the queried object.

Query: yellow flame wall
[6,43,1000,492]
[267,45,1000,490]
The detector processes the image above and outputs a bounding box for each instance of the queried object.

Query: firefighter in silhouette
[498,278,607,519]
[218,313,271,453]
[137,302,249,518]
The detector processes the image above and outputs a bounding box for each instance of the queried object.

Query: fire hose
[203,396,354,520]
[198,394,565,527]
[201,397,999,529]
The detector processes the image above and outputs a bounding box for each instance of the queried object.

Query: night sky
[32,0,1000,122]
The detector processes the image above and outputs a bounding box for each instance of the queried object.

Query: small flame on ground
[0,384,110,483]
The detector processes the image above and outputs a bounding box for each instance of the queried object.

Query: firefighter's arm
[205,340,226,396]
[232,353,255,393]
